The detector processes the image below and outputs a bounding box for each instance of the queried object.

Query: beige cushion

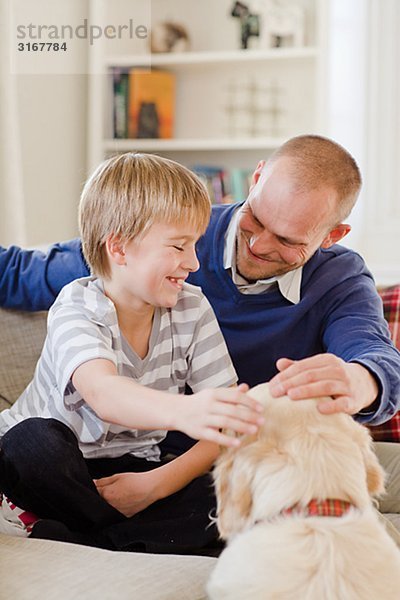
[0,308,47,410]
[0,534,216,599]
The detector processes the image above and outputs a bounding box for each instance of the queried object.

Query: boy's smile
[105,221,201,315]
[166,277,186,290]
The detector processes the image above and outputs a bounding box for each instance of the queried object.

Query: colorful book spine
[112,68,129,139]
[193,166,231,204]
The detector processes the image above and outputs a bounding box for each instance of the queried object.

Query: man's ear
[321,224,351,249]
[105,235,127,266]
[249,160,266,192]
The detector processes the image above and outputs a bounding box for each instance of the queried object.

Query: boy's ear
[105,235,127,266]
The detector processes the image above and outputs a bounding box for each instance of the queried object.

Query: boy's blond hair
[79,153,211,278]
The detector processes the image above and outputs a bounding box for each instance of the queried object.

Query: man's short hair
[268,135,362,223]
[79,153,211,278]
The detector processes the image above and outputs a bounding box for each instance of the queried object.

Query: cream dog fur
[207,383,400,600]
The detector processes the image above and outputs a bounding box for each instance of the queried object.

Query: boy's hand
[94,470,163,517]
[176,383,264,447]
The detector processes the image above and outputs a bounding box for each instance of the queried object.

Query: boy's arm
[95,440,219,517]
[72,358,263,447]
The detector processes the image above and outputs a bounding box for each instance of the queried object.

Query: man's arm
[0,239,89,310]
[270,268,400,425]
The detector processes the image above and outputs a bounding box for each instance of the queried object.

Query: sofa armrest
[0,308,47,411]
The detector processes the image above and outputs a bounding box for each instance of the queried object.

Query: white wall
[15,73,87,246]
[320,0,400,285]
[1,0,89,247]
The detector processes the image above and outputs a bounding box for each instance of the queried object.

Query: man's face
[236,158,339,281]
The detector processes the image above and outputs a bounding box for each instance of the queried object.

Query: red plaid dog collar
[281,498,353,518]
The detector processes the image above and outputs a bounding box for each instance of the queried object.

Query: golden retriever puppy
[207,383,400,600]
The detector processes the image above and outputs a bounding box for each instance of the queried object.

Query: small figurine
[150,22,190,54]
[231,1,260,50]
[257,0,305,48]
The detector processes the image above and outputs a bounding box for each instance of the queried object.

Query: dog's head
[213,383,385,540]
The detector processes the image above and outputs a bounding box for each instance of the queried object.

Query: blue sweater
[1,204,399,425]
[0,239,89,311]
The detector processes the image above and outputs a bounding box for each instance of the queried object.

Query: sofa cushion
[0,308,47,411]
[0,534,216,600]
[369,285,400,442]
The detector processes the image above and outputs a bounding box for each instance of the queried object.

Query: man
[1,135,400,531]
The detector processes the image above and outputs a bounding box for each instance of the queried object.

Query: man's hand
[176,383,265,447]
[268,354,379,415]
[94,470,164,518]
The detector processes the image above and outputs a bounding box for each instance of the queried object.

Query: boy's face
[118,220,201,310]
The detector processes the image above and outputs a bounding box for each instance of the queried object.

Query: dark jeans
[0,418,222,555]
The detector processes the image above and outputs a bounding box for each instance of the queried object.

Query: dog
[207,383,400,600]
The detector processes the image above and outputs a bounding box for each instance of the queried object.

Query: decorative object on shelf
[230,1,260,50]
[150,22,191,53]
[256,0,305,48]
[261,79,284,137]
[128,69,176,139]
[224,78,284,138]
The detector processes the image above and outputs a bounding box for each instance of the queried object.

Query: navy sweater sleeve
[317,252,400,425]
[0,239,89,311]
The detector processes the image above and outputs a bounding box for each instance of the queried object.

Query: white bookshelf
[103,136,288,153]
[104,46,318,68]
[87,0,329,173]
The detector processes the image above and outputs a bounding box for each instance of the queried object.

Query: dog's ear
[356,425,386,497]
[364,444,386,497]
[213,444,257,540]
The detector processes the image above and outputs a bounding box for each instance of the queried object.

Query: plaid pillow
[369,285,400,442]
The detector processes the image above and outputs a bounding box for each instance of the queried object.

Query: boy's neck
[103,281,155,359]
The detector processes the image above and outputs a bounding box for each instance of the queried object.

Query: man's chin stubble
[236,261,289,282]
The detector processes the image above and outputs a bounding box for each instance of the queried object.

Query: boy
[0,153,263,554]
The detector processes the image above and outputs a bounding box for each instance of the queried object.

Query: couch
[0,285,399,598]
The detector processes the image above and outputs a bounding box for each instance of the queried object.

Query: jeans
[0,418,222,554]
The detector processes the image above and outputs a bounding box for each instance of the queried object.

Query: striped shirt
[0,277,237,460]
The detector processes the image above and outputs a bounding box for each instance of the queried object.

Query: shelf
[105,47,318,69]
[103,137,287,152]
[87,0,324,171]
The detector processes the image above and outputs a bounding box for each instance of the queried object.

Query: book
[128,69,175,139]
[112,68,129,139]
[193,165,231,204]
[230,168,253,202]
